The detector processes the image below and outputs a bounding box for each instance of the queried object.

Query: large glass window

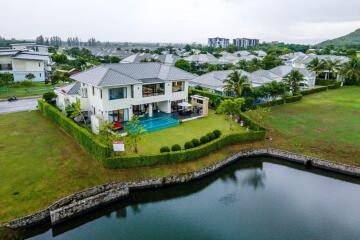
[109,87,127,100]
[172,81,184,92]
[142,83,165,97]
[108,109,129,122]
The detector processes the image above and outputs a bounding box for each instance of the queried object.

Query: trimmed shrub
[316,79,337,86]
[328,82,341,89]
[160,146,170,153]
[171,144,181,152]
[256,99,284,108]
[207,132,216,141]
[103,131,266,168]
[213,130,222,138]
[191,138,201,147]
[184,141,194,150]
[200,135,210,144]
[285,94,302,103]
[301,86,327,96]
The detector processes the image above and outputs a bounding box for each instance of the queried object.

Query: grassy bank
[0,82,65,99]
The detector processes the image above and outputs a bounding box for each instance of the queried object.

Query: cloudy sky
[1,0,360,44]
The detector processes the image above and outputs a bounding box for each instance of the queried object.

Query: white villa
[55,62,197,133]
[189,65,316,96]
[0,44,51,82]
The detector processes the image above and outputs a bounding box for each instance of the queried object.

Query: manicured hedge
[328,82,342,89]
[301,86,328,96]
[285,94,302,103]
[38,100,111,161]
[256,99,284,108]
[315,79,337,86]
[102,131,265,168]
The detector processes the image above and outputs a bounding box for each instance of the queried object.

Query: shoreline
[3,148,360,229]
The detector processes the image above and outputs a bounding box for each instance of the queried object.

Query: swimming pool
[139,116,179,132]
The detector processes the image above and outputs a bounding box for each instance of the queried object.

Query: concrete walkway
[0,98,39,114]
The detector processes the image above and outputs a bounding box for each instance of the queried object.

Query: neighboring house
[208,37,230,48]
[233,38,259,49]
[55,62,196,133]
[121,53,179,65]
[10,43,49,53]
[183,53,219,65]
[0,49,51,81]
[190,65,316,95]
[254,50,267,57]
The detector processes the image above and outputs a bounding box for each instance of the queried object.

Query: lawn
[0,82,65,99]
[136,111,245,154]
[266,86,360,166]
[0,110,246,223]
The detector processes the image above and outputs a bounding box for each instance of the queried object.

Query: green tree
[262,54,283,70]
[224,71,250,97]
[340,57,360,85]
[307,57,324,78]
[216,98,244,130]
[65,99,86,124]
[0,73,14,88]
[25,73,35,81]
[51,53,68,64]
[175,59,192,72]
[42,91,57,104]
[323,59,341,80]
[184,44,192,52]
[282,70,304,94]
[125,115,145,153]
[245,107,270,131]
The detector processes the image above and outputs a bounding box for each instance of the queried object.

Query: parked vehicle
[7,96,17,102]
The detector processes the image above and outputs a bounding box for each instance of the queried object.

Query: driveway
[0,98,39,114]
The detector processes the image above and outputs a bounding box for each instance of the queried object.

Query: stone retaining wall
[4,148,360,229]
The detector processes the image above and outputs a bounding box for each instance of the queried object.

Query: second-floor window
[142,83,165,97]
[172,81,184,92]
[109,87,127,100]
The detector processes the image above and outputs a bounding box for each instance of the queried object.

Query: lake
[16,157,360,240]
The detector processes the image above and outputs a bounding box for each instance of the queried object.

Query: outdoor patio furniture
[112,121,124,130]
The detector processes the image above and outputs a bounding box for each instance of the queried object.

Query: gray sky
[1,0,360,44]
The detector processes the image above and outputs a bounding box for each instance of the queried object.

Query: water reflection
[6,157,360,240]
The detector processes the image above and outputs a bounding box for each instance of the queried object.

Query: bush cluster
[159,130,222,153]
[106,131,266,168]
[301,86,327,96]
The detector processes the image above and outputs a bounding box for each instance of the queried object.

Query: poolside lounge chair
[112,121,124,130]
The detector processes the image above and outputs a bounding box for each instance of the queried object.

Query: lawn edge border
[3,147,360,229]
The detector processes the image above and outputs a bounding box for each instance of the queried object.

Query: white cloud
[0,0,359,44]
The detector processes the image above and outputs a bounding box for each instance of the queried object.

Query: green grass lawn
[136,111,245,154]
[0,82,66,99]
[0,110,245,223]
[266,86,360,165]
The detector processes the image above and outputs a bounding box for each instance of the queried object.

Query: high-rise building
[233,38,259,49]
[208,37,230,48]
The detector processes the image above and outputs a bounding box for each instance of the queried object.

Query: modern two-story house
[55,62,196,132]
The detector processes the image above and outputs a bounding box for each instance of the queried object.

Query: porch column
[149,103,153,117]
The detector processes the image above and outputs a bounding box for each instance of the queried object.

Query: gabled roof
[71,62,196,87]
[184,53,219,64]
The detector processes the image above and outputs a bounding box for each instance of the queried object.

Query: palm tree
[340,57,360,85]
[224,71,250,97]
[323,59,341,80]
[307,57,323,78]
[282,70,304,94]
[67,99,86,124]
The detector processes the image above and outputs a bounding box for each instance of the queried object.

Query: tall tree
[125,116,145,154]
[307,57,324,78]
[282,70,304,94]
[217,98,244,130]
[323,59,341,80]
[224,71,250,97]
[340,57,360,85]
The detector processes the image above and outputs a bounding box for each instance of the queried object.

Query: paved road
[0,98,39,114]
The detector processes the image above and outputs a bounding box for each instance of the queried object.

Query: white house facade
[55,63,196,127]
[0,49,51,82]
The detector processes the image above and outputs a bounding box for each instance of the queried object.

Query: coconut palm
[307,57,323,77]
[224,70,250,97]
[340,57,360,85]
[322,59,341,80]
[282,70,304,94]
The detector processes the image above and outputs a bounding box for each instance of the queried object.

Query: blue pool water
[139,116,179,132]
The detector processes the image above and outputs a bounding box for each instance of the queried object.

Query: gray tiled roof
[68,82,81,95]
[71,62,196,87]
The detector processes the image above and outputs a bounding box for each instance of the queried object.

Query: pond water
[15,158,360,240]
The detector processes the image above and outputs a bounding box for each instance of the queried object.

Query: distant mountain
[318,28,360,47]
